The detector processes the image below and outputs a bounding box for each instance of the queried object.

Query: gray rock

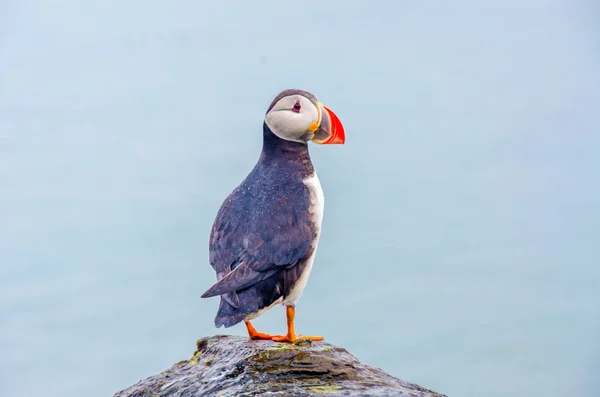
[115,335,446,397]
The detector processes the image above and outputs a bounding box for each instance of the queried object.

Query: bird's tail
[214,296,247,328]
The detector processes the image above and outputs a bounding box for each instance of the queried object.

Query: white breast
[282,172,324,306]
[304,172,325,229]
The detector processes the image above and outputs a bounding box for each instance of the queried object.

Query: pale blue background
[1,1,599,396]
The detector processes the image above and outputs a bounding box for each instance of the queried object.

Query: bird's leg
[271,306,324,343]
[245,321,281,340]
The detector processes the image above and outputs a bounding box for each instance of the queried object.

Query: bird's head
[264,89,345,145]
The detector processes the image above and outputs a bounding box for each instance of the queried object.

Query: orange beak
[311,104,345,145]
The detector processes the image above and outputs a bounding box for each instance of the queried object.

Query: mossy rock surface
[114,335,446,397]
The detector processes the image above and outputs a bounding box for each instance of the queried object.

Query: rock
[115,335,446,397]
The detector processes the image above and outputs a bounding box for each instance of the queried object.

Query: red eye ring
[291,101,301,113]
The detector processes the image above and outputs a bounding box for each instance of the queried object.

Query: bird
[201,89,345,343]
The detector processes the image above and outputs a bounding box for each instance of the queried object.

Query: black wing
[201,174,314,299]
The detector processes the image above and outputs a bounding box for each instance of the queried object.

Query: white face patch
[264,95,319,142]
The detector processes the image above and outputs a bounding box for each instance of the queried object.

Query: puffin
[201,89,345,343]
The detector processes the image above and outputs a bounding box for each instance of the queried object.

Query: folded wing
[202,183,314,300]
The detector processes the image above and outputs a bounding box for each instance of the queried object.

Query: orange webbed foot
[270,334,294,343]
[246,306,325,343]
[245,321,283,340]
[271,334,324,343]
[297,335,324,341]
[250,332,280,340]
[268,306,325,343]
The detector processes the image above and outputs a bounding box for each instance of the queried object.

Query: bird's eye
[292,101,301,113]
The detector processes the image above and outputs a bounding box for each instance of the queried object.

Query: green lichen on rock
[272,343,294,351]
[293,338,313,347]
[189,350,202,366]
[307,385,341,393]
[115,335,446,397]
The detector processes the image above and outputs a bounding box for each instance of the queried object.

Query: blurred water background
[1,1,599,396]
